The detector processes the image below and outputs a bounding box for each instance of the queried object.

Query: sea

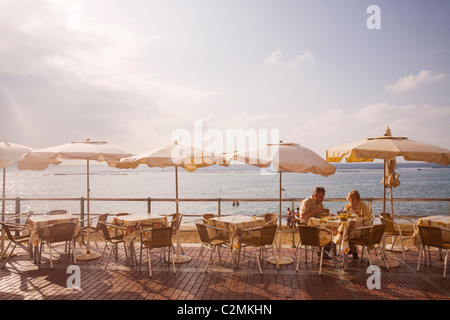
[3,162,450,223]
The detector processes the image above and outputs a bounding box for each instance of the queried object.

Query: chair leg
[171,245,176,274]
[195,244,205,267]
[296,246,301,272]
[254,247,263,274]
[417,244,423,272]
[105,243,116,270]
[148,248,152,277]
[99,243,109,265]
[1,241,14,269]
[319,247,324,276]
[442,249,448,278]
[49,243,53,269]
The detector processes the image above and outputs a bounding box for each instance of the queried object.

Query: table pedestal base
[387,245,408,252]
[267,255,293,266]
[372,257,400,268]
[169,254,192,264]
[76,252,101,261]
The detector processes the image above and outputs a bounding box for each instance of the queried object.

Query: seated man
[299,186,329,223]
[300,187,332,259]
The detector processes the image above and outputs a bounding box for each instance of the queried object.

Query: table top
[29,214,78,222]
[212,215,265,224]
[113,213,166,223]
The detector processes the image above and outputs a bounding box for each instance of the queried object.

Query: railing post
[14,197,20,236]
[80,197,85,227]
[147,197,151,214]
[218,198,221,216]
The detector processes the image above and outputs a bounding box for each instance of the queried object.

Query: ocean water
[3,162,450,222]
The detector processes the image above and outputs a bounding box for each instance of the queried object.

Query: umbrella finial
[384,125,391,137]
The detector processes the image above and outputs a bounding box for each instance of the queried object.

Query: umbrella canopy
[19,140,132,169]
[116,141,229,263]
[326,126,450,214]
[235,142,336,265]
[19,139,132,260]
[326,132,450,166]
[0,139,55,254]
[116,142,226,171]
[237,142,336,176]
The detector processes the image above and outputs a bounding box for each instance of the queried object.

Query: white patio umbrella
[0,139,60,255]
[326,126,450,214]
[19,139,132,260]
[116,141,229,263]
[235,142,336,265]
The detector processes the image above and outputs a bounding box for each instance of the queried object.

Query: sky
[1,0,449,160]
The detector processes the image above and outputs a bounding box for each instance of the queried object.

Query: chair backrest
[0,223,19,242]
[367,224,386,246]
[202,214,215,224]
[298,225,320,247]
[40,222,76,243]
[94,213,109,232]
[168,213,183,229]
[263,213,278,225]
[98,221,115,242]
[195,223,212,244]
[418,225,445,248]
[143,227,173,249]
[258,224,277,246]
[45,210,71,216]
[379,213,396,233]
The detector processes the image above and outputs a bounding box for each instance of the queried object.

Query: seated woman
[344,190,373,260]
[344,190,373,221]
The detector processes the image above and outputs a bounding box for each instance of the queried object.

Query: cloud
[0,1,217,152]
[264,49,314,68]
[264,49,283,66]
[386,70,446,93]
[289,50,315,68]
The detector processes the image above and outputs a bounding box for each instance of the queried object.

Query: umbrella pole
[267,171,293,266]
[172,166,191,264]
[1,168,5,254]
[76,159,100,261]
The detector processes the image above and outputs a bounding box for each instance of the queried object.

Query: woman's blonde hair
[347,190,361,201]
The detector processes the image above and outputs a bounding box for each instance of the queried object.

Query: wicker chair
[379,212,415,262]
[417,225,450,279]
[349,224,389,271]
[296,225,333,276]
[195,223,231,271]
[166,213,184,254]
[98,221,133,269]
[240,224,278,274]
[258,213,278,226]
[78,213,109,248]
[0,222,32,269]
[37,222,77,269]
[201,213,215,224]
[139,226,175,277]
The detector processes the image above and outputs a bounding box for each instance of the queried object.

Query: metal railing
[3,196,449,222]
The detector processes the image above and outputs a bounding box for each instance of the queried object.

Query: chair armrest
[3,223,32,233]
[99,221,126,230]
[316,227,333,236]
[242,226,264,234]
[206,225,231,235]
[6,211,34,223]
